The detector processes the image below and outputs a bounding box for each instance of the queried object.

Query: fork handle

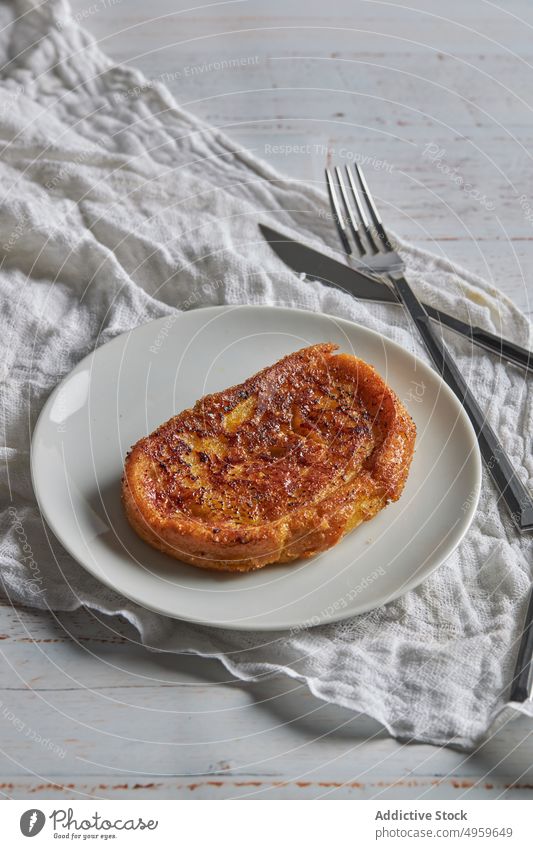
[393,275,533,534]
[510,584,533,701]
[423,304,533,373]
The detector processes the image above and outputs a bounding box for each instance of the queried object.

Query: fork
[326,161,533,535]
[325,167,533,373]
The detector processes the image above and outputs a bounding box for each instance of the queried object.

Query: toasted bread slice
[122,343,416,572]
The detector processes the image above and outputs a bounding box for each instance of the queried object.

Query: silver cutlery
[510,590,533,702]
[321,161,533,534]
[259,228,533,374]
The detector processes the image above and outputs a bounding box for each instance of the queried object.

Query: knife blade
[259,224,533,373]
[260,223,398,304]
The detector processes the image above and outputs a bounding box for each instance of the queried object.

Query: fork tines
[326,163,395,257]
[325,167,351,254]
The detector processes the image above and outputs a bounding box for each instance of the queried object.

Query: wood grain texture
[67,0,533,317]
[1,0,532,800]
[1,602,533,800]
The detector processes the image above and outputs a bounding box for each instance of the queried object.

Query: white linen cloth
[0,0,532,749]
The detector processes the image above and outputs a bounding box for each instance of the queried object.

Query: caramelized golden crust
[122,344,416,571]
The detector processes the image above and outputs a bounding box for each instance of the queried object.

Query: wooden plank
[2,773,533,800]
[1,603,533,799]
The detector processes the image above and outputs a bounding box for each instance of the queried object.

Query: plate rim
[31,304,482,630]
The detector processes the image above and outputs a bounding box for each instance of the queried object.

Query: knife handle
[424,305,533,374]
[470,326,533,373]
[394,275,533,534]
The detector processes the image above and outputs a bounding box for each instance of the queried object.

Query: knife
[259,224,533,374]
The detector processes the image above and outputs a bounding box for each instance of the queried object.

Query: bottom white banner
[2,799,531,848]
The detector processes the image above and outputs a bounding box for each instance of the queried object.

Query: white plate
[31,305,481,631]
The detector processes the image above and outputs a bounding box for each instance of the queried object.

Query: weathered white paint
[1,603,533,799]
[1,0,532,800]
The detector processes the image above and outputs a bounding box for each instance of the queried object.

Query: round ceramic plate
[31,305,481,631]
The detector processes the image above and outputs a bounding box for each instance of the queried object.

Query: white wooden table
[2,0,532,800]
